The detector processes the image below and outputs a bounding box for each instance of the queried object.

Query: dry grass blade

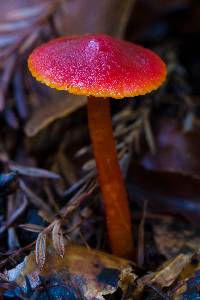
[143,108,156,155]
[19,223,44,233]
[52,220,65,258]
[11,164,60,179]
[6,2,54,21]
[0,20,33,33]
[0,196,28,235]
[36,232,46,270]
[19,180,53,214]
[19,29,40,54]
[137,200,148,268]
[4,108,19,129]
[0,38,22,61]
[13,67,28,120]
[0,35,18,47]
[0,54,16,110]
[60,182,96,219]
[0,0,60,118]
[64,170,95,198]
[0,1,58,33]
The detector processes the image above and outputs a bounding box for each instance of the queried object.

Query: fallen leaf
[127,162,200,222]
[151,254,192,288]
[6,242,137,300]
[55,0,135,37]
[140,117,200,178]
[25,94,87,137]
[169,253,200,299]
[133,253,193,299]
[173,269,200,300]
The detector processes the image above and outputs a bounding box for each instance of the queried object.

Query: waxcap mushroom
[28,34,166,259]
[28,34,166,99]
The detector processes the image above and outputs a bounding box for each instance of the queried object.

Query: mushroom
[28,34,166,258]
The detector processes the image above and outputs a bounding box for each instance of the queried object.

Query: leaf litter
[0,0,200,299]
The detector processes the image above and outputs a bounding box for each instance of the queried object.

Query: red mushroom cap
[28,34,166,99]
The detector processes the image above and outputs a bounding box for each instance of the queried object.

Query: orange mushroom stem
[87,97,134,258]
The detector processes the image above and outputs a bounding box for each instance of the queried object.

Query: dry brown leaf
[127,162,200,222]
[7,242,136,300]
[35,232,46,269]
[25,94,87,137]
[56,0,135,38]
[158,252,200,299]
[171,260,200,299]
[140,117,200,178]
[52,220,65,258]
[151,254,192,288]
[133,254,193,298]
